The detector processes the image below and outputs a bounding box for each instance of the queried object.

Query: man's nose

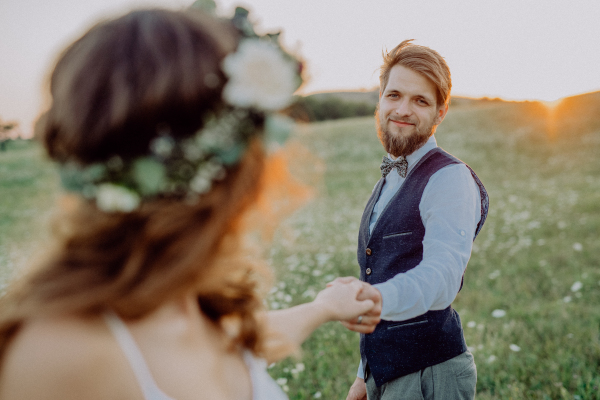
[394,98,412,117]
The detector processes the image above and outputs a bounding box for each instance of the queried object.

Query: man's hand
[346,377,367,400]
[328,277,382,334]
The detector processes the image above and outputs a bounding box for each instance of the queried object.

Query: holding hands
[266,277,381,362]
[326,277,382,334]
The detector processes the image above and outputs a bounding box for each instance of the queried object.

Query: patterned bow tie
[380,156,408,178]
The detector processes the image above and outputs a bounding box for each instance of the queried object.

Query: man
[343,40,489,400]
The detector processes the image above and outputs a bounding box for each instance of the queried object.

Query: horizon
[4,88,598,139]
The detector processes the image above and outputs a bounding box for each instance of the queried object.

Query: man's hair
[379,39,451,107]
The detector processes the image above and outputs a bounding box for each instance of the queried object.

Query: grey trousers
[366,351,477,400]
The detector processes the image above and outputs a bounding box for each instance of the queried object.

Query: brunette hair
[379,39,452,107]
[0,8,272,361]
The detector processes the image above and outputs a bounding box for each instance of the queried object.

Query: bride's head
[1,7,302,356]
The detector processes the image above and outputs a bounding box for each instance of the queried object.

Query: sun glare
[542,98,563,111]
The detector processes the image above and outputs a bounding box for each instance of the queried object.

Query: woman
[0,7,378,400]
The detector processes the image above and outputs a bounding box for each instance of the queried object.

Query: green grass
[0,140,59,286]
[1,100,599,399]
[266,103,600,399]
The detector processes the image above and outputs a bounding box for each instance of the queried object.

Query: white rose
[96,183,141,212]
[222,39,297,111]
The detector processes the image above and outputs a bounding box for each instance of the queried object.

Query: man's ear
[434,103,449,125]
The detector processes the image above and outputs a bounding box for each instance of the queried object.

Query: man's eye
[417,99,428,105]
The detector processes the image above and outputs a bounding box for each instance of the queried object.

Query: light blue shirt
[358,135,481,379]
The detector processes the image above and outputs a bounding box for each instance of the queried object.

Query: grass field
[1,98,599,399]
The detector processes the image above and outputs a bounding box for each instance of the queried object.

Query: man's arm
[342,163,479,327]
[373,163,480,321]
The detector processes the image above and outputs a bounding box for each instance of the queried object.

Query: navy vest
[358,148,488,387]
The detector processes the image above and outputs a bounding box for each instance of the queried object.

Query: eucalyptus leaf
[59,163,106,191]
[216,143,246,165]
[265,115,294,145]
[132,157,166,195]
[190,0,216,14]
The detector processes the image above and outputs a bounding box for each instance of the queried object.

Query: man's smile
[389,119,415,127]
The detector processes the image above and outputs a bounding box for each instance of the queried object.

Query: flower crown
[59,6,302,213]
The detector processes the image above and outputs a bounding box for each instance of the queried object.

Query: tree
[0,118,19,151]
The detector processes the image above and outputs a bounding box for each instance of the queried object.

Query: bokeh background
[1,1,599,398]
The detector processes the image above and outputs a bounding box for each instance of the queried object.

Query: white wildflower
[563,296,572,303]
[527,220,540,229]
[150,136,174,157]
[491,309,506,318]
[283,385,289,392]
[467,321,477,328]
[189,161,225,194]
[571,281,583,292]
[295,363,305,372]
[96,184,140,212]
[487,355,497,363]
[276,378,287,386]
[509,344,521,352]
[488,270,501,280]
[313,392,322,399]
[573,242,583,251]
[222,39,297,111]
[557,221,567,229]
[189,175,212,194]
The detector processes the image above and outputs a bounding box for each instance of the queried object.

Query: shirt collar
[387,135,438,169]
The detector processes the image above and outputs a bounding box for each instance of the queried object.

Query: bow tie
[380,156,408,178]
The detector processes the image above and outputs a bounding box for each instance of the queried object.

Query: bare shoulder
[0,315,138,400]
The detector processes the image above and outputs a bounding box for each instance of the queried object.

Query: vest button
[366,248,372,256]
[366,268,372,275]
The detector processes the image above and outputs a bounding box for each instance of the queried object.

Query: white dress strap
[103,311,175,400]
[243,351,288,400]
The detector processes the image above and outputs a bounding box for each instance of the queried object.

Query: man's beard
[375,109,435,157]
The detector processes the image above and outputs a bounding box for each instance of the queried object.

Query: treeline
[292,95,377,122]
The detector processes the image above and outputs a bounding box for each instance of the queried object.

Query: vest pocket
[382,231,413,239]
[386,317,428,330]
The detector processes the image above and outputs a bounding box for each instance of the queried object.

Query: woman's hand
[264,277,381,363]
[313,279,375,321]
[326,277,382,334]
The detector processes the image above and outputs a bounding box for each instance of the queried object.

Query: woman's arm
[264,279,377,362]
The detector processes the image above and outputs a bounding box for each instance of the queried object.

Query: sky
[1,0,600,135]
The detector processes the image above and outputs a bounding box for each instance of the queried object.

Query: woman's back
[0,300,255,400]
